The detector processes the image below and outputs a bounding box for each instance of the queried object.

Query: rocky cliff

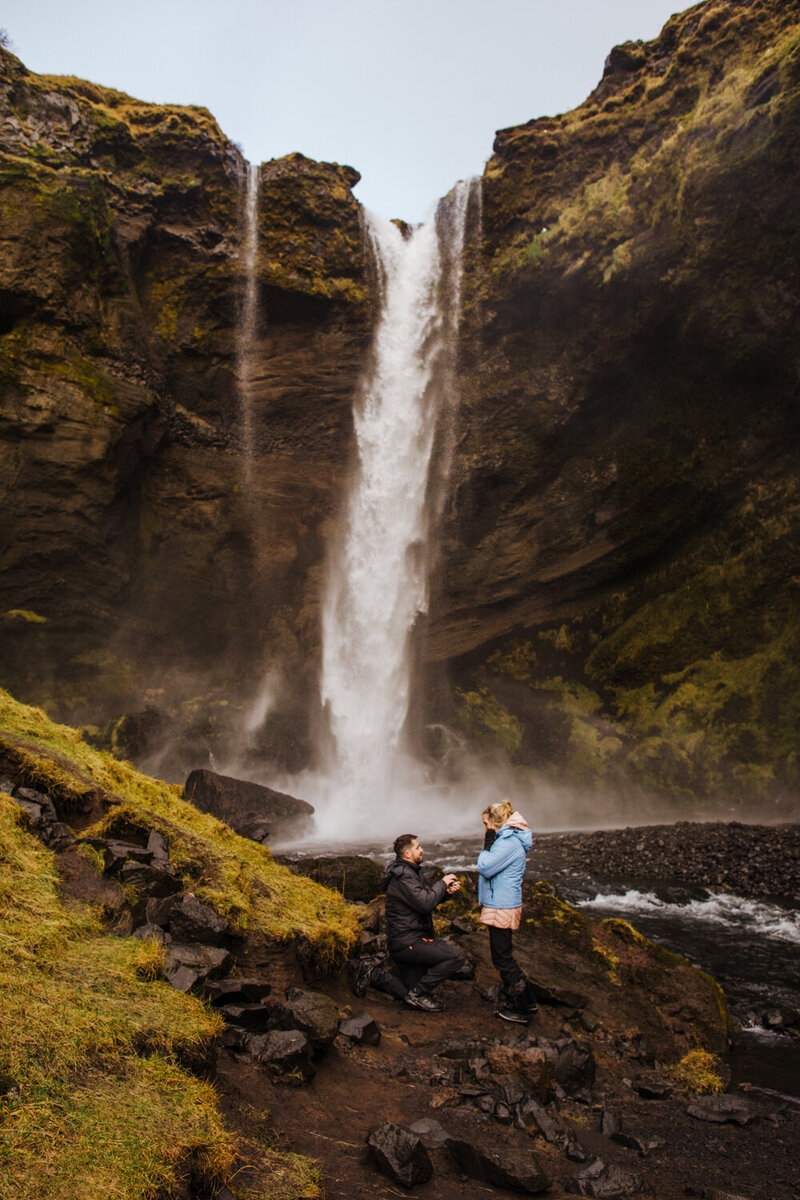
[0,50,369,770]
[423,0,800,815]
[1,0,799,814]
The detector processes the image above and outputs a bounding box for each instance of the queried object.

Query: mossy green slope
[0,687,359,963]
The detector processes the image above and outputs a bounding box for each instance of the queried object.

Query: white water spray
[315,181,478,834]
[236,162,260,486]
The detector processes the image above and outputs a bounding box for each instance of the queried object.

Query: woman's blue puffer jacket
[477,824,533,908]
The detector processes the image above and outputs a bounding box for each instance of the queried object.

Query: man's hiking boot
[404,988,443,1013]
[352,955,381,998]
[495,1005,529,1024]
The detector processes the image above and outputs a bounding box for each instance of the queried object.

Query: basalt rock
[445,1135,550,1194]
[184,769,313,842]
[419,0,800,817]
[287,854,383,902]
[0,47,369,776]
[567,1159,644,1198]
[164,943,231,992]
[275,987,340,1051]
[366,1122,433,1188]
[168,893,231,946]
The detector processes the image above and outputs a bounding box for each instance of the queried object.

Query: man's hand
[443,873,460,894]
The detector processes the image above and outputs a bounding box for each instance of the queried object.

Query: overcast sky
[4,1,686,221]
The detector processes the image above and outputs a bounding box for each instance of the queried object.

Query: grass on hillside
[0,792,322,1198]
[0,687,359,971]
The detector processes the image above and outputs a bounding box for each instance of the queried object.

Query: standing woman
[477,800,538,1024]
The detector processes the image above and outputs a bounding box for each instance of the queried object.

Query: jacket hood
[380,858,417,889]
[503,811,530,830]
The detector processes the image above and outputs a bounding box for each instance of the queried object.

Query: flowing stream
[314,181,478,835]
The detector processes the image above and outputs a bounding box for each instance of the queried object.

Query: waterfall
[236,162,260,487]
[316,179,478,833]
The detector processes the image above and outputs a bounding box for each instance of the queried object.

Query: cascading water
[236,162,260,488]
[315,180,479,834]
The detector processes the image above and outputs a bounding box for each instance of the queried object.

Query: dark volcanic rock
[256,1029,315,1083]
[407,1118,450,1149]
[554,1040,596,1092]
[338,1010,381,1045]
[288,854,383,902]
[686,1094,762,1125]
[445,1135,550,1193]
[277,987,339,1050]
[184,769,313,842]
[168,893,230,945]
[164,944,231,992]
[366,1122,433,1188]
[567,1158,643,1197]
[218,1003,271,1032]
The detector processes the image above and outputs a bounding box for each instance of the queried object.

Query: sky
[3,0,687,222]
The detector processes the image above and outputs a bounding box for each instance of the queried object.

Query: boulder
[168,893,230,945]
[519,1098,589,1161]
[145,895,180,927]
[146,829,170,862]
[686,1094,761,1125]
[184,769,313,843]
[278,987,339,1050]
[366,1122,433,1187]
[164,944,231,992]
[554,1040,596,1093]
[487,1043,554,1102]
[288,854,383,902]
[567,1159,643,1197]
[257,1030,315,1083]
[338,1010,381,1045]
[103,840,153,871]
[445,1136,550,1193]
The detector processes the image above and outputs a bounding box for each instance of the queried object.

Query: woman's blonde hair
[486,799,514,829]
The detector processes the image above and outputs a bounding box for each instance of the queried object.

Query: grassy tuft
[668,1047,725,1093]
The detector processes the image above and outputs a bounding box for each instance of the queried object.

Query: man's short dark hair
[393,833,417,859]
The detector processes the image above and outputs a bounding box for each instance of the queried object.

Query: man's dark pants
[374,937,467,999]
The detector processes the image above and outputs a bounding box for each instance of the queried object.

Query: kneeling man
[361,833,467,1012]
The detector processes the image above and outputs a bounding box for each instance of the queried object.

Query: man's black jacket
[381,858,449,953]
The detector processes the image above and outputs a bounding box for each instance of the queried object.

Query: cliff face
[425,0,800,813]
[0,51,369,769]
[1,0,799,811]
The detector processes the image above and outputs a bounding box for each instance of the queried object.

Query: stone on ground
[366,1122,433,1187]
[445,1135,550,1193]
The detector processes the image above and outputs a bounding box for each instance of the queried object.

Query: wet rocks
[366,1122,433,1187]
[567,1159,644,1197]
[407,1118,449,1149]
[8,783,74,849]
[445,1135,550,1193]
[339,1010,381,1045]
[184,769,314,843]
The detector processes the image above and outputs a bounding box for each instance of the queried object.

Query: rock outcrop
[0,48,369,775]
[421,0,800,812]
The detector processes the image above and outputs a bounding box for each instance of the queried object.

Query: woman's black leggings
[488,926,525,996]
